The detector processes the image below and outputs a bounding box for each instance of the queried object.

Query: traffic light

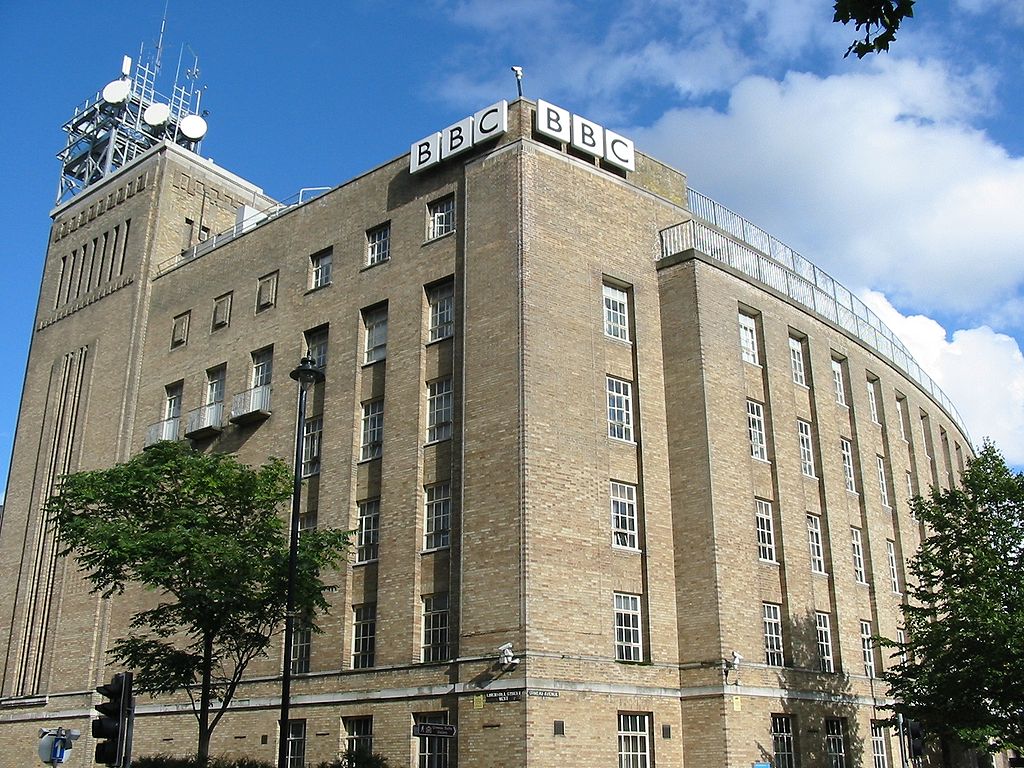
[907,719,925,759]
[92,672,133,766]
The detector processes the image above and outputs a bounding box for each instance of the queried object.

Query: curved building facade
[0,95,974,767]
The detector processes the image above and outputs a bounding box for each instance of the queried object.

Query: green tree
[833,0,916,57]
[881,442,1024,752]
[49,441,350,766]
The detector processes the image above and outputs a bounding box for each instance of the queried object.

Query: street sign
[37,728,80,765]
[412,723,457,738]
[484,689,523,703]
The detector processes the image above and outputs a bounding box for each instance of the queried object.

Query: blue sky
[1,0,1023,492]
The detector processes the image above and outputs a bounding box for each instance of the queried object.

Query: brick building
[0,87,976,767]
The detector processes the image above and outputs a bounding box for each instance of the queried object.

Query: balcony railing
[144,418,180,447]
[185,402,224,439]
[230,385,272,425]
[662,192,970,441]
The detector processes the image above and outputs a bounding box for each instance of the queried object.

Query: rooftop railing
[664,188,969,440]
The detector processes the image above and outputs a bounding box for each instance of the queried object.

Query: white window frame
[427,195,455,240]
[739,313,759,365]
[424,482,451,551]
[428,281,454,342]
[841,438,856,493]
[816,611,835,673]
[798,420,815,477]
[807,514,826,574]
[614,592,643,662]
[310,248,332,289]
[826,718,847,768]
[603,284,630,342]
[832,358,847,406]
[877,455,890,507]
[771,714,797,768]
[763,602,784,667]
[366,222,391,266]
[871,722,890,768]
[617,713,651,768]
[861,620,876,677]
[252,347,273,389]
[301,415,323,477]
[427,378,453,443]
[867,379,880,423]
[355,499,380,563]
[887,540,901,594]
[352,603,376,669]
[789,336,806,386]
[206,366,225,411]
[755,499,777,563]
[305,326,328,370]
[363,305,388,364]
[906,470,914,501]
[286,719,306,768]
[606,377,634,442]
[897,395,909,441]
[851,527,867,584]
[611,481,639,551]
[291,624,311,675]
[747,400,768,461]
[421,593,449,662]
[360,400,384,461]
[415,712,450,768]
[344,716,373,757]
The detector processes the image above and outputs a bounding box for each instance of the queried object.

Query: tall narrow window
[310,248,333,289]
[896,394,909,440]
[861,620,876,677]
[427,378,453,443]
[763,602,784,666]
[738,313,759,364]
[256,271,278,311]
[606,377,634,442]
[291,625,311,674]
[352,604,376,669]
[816,612,835,673]
[250,348,273,412]
[360,400,384,460]
[789,336,806,386]
[832,358,847,406]
[887,540,901,594]
[344,716,373,757]
[205,366,225,424]
[301,416,322,477]
[755,499,777,562]
[614,593,643,662]
[611,481,639,550]
[841,438,856,492]
[851,527,867,584]
[363,305,388,364]
[747,400,768,461]
[825,719,847,768]
[867,378,880,423]
[424,482,451,550]
[171,311,190,348]
[906,470,914,501]
[415,713,450,768]
[163,383,182,441]
[285,720,306,768]
[871,722,890,768]
[428,281,454,342]
[771,714,797,768]
[366,222,391,265]
[305,326,328,369]
[877,455,890,507]
[427,195,455,239]
[421,594,449,662]
[807,514,826,574]
[798,420,815,477]
[212,292,232,329]
[355,499,380,563]
[617,713,651,768]
[603,284,630,342]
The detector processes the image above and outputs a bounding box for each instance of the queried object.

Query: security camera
[498,642,520,667]
[731,650,743,668]
[511,66,523,78]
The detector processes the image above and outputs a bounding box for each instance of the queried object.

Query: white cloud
[862,291,1024,465]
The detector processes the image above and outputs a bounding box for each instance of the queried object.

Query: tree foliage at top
[881,442,1024,752]
[833,0,916,57]
[48,441,350,764]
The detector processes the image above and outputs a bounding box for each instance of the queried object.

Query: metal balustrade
[144,418,179,447]
[230,385,272,425]
[185,402,224,438]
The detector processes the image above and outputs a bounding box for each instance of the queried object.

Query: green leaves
[833,0,916,58]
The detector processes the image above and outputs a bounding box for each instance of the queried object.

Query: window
[614,593,643,662]
[428,281,454,342]
[896,394,909,440]
[427,195,455,239]
[798,420,815,477]
[906,470,914,501]
[832,358,847,406]
[851,527,867,584]
[877,455,890,507]
[861,620,876,677]
[871,722,890,768]
[352,604,376,669]
[212,292,232,329]
[305,326,328,369]
[415,712,450,768]
[256,271,278,311]
[606,377,634,442]
[611,481,639,550]
[887,540,900,593]
[206,366,225,408]
[755,499,777,562]
[427,378,453,443]
[789,336,806,386]
[366,222,391,265]
[252,347,273,388]
[807,514,826,574]
[285,720,306,768]
[816,612,835,673]
[763,602,784,666]
[344,716,373,758]
[738,312,759,364]
[291,625,311,674]
[310,247,332,289]
[355,499,380,563]
[360,400,384,460]
[603,283,630,342]
[747,400,768,461]
[363,305,388,364]
[867,378,880,423]
[617,713,651,768]
[825,718,847,768]
[171,311,190,347]
[162,382,182,441]
[771,714,797,768]
[302,415,322,477]
[421,593,449,662]
[299,509,317,534]
[424,482,451,550]
[841,438,856,492]
[896,629,908,666]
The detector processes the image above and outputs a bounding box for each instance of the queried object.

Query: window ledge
[608,436,636,446]
[612,544,642,554]
[353,559,378,568]
[357,455,382,465]
[426,334,454,348]
[305,282,333,296]
[421,546,451,555]
[423,231,456,246]
[361,359,386,369]
[424,437,452,448]
[361,258,390,273]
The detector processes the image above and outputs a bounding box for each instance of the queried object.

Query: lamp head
[290,355,325,388]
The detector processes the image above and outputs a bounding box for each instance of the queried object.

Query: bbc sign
[410,101,509,174]
[535,99,635,172]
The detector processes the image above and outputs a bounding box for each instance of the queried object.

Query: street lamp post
[278,355,325,768]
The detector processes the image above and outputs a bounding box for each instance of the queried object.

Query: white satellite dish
[101,79,131,105]
[179,114,208,141]
[143,102,171,127]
